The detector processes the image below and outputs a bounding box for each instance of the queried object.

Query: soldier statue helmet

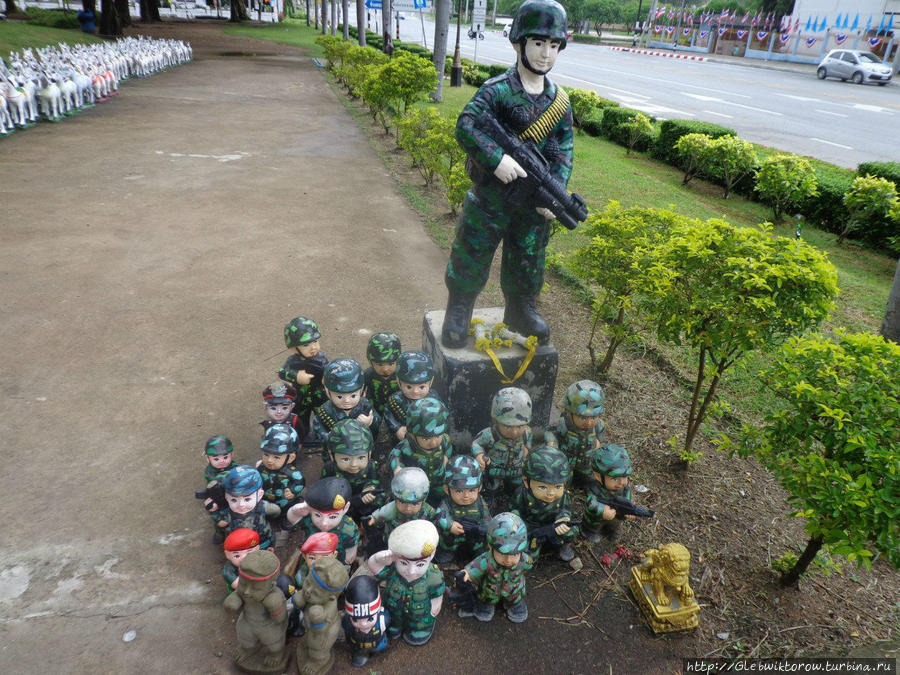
[326,418,374,474]
[491,387,533,439]
[367,332,402,377]
[223,466,265,514]
[204,434,234,471]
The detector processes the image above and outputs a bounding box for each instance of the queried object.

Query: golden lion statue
[636,543,694,607]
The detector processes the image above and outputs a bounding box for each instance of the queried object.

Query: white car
[817,49,893,85]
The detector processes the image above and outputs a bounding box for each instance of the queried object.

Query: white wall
[791,0,886,22]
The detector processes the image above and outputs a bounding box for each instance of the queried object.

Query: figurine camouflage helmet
[509,0,568,49]
[406,397,449,437]
[396,351,434,384]
[491,387,533,426]
[224,465,264,495]
[445,454,483,489]
[487,512,529,554]
[391,467,430,503]
[592,443,633,478]
[205,435,234,456]
[260,423,299,456]
[366,332,401,364]
[326,418,373,457]
[284,316,320,348]
[524,444,571,484]
[563,380,605,417]
[323,358,365,392]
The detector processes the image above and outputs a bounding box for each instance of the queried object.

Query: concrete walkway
[0,25,447,672]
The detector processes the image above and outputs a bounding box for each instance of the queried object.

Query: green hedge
[857,161,900,190]
[488,63,509,77]
[600,106,656,152]
[800,162,855,234]
[653,119,736,165]
[581,107,604,137]
[25,7,80,28]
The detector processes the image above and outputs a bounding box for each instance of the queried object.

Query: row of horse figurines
[1,37,192,135]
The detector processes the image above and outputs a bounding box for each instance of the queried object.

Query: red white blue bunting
[805,37,817,48]
[756,31,769,41]
[834,33,849,45]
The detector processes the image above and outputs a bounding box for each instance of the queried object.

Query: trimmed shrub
[840,175,899,245]
[25,7,80,28]
[462,63,490,87]
[800,163,855,235]
[856,161,900,191]
[600,107,656,152]
[395,42,432,60]
[488,63,509,77]
[755,154,819,222]
[581,107,604,137]
[566,87,619,127]
[653,119,736,165]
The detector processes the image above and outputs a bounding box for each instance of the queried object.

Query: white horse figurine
[37,73,63,120]
[1,78,29,127]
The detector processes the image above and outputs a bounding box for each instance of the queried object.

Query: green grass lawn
[0,22,102,55]
[223,18,328,56]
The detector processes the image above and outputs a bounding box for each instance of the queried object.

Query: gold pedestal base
[629,567,700,634]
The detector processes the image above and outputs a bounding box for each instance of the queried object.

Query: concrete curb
[608,46,708,61]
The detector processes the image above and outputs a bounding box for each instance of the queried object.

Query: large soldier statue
[442,0,583,349]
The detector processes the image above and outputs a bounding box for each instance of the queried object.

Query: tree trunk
[342,0,349,39]
[99,0,123,35]
[355,0,366,44]
[321,0,327,34]
[330,0,336,35]
[381,0,392,54]
[115,0,131,27]
[230,0,249,21]
[82,0,96,13]
[882,258,900,344]
[430,0,450,101]
[779,535,824,587]
[139,0,161,22]
[596,305,626,375]
[305,0,310,26]
[5,0,19,15]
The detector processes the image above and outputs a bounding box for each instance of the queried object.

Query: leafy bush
[600,107,656,152]
[341,45,389,98]
[487,63,509,77]
[445,163,471,213]
[316,34,352,71]
[840,174,899,245]
[720,332,900,585]
[398,107,462,187]
[462,63,491,87]
[395,42,432,60]
[566,87,619,127]
[621,112,653,155]
[580,107,604,137]
[754,154,819,222]
[799,162,855,235]
[653,119,735,165]
[856,161,900,190]
[674,132,713,185]
[361,51,436,135]
[25,7,80,28]
[706,135,758,199]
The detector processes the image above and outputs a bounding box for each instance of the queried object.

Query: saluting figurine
[435,455,491,565]
[460,512,533,623]
[342,575,391,667]
[471,387,534,509]
[441,0,577,348]
[279,316,328,426]
[383,351,438,441]
[222,528,261,593]
[320,419,383,525]
[545,380,606,488]
[260,380,305,439]
[509,445,578,562]
[388,397,454,506]
[287,477,360,565]
[256,423,305,532]
[197,435,236,543]
[363,332,402,437]
[310,358,379,447]
[220,466,280,550]
[367,520,445,646]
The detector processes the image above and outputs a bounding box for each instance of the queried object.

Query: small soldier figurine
[321,419,383,525]
[287,477,360,566]
[388,398,454,506]
[198,435,236,543]
[471,387,534,509]
[342,575,391,667]
[368,467,437,553]
[383,351,438,441]
[222,528,261,593]
[256,423,305,533]
[582,444,640,544]
[260,380,305,439]
[545,380,606,488]
[279,316,328,427]
[434,455,491,565]
[219,466,280,550]
[509,445,579,562]
[363,332,402,437]
[223,549,289,673]
[367,520,445,646]
[460,512,533,623]
[310,358,379,448]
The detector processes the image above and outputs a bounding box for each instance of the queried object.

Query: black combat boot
[441,291,478,348]
[503,293,550,344]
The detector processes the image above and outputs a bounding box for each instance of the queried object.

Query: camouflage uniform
[258,464,305,515]
[223,561,240,592]
[375,563,445,639]
[320,460,384,523]
[383,392,442,438]
[204,462,233,536]
[471,425,533,506]
[369,500,438,539]
[583,480,632,535]
[509,485,577,557]
[445,67,574,297]
[279,352,328,419]
[389,435,453,506]
[435,494,491,557]
[365,369,399,422]
[222,505,275,551]
[544,414,606,486]
[294,515,360,565]
[310,400,380,446]
[464,550,534,606]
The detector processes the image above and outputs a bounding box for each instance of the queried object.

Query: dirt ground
[1,19,897,675]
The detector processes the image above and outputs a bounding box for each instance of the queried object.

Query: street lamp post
[451,0,463,86]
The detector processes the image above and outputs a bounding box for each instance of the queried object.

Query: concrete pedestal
[423,308,559,449]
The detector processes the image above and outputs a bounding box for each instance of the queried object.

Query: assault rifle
[528,519,581,549]
[195,481,227,512]
[474,113,589,231]
[589,495,654,520]
[447,570,477,614]
[350,487,385,518]
[457,516,489,543]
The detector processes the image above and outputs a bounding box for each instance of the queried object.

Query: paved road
[383,14,900,169]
